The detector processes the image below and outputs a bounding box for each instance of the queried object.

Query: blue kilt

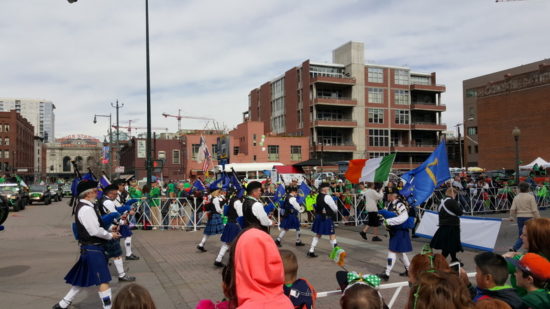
[237,216,245,229]
[204,213,224,236]
[64,245,112,287]
[280,214,301,230]
[119,224,133,238]
[389,229,412,253]
[221,222,241,243]
[104,239,123,258]
[311,215,335,235]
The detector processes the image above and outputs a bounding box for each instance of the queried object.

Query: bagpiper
[308,182,339,258]
[242,181,273,232]
[275,186,305,247]
[197,189,226,252]
[113,179,139,261]
[213,191,243,267]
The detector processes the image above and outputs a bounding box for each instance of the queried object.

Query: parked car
[61,184,72,197]
[0,195,8,226]
[49,185,62,202]
[28,184,52,205]
[0,183,29,212]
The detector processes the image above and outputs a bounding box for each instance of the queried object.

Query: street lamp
[94,114,113,179]
[455,123,464,169]
[512,126,521,185]
[69,0,153,185]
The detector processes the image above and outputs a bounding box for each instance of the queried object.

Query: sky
[1,0,549,140]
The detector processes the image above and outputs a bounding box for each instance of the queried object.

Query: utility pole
[111,100,124,145]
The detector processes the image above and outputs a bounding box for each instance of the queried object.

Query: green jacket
[128,187,142,199]
[305,194,317,211]
[150,187,161,207]
[522,289,550,309]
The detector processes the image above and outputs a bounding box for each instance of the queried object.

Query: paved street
[1,199,547,308]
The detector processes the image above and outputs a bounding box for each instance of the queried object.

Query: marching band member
[53,180,118,309]
[197,189,226,252]
[275,186,305,247]
[213,191,243,267]
[308,183,339,258]
[242,181,273,233]
[113,179,139,261]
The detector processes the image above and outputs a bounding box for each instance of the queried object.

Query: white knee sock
[59,286,81,308]
[296,231,301,242]
[113,258,126,278]
[216,244,230,262]
[199,235,208,247]
[385,252,397,276]
[401,253,410,269]
[330,239,338,248]
[277,230,287,240]
[309,236,319,253]
[98,288,112,309]
[124,237,133,257]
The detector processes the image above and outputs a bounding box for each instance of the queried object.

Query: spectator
[335,270,386,309]
[430,187,464,264]
[149,181,162,229]
[408,247,450,284]
[168,192,183,230]
[474,299,512,309]
[225,228,293,308]
[195,266,231,309]
[304,190,317,223]
[280,249,316,309]
[406,271,473,309]
[510,253,550,309]
[473,252,523,309]
[113,283,156,309]
[508,182,540,252]
[359,182,384,242]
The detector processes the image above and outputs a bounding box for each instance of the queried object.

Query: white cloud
[0,0,549,139]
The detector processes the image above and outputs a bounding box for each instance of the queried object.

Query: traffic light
[152,160,164,173]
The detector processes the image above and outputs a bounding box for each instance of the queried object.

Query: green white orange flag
[345,154,396,184]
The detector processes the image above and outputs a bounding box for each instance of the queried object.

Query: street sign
[115,166,125,173]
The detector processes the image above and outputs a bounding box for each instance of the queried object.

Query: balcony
[411,122,447,131]
[410,83,446,92]
[410,102,446,112]
[314,97,357,106]
[313,143,357,152]
[311,75,356,85]
[313,118,357,128]
[393,162,424,170]
[393,143,437,153]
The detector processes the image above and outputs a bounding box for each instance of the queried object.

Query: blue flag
[399,141,451,206]
[209,176,225,191]
[70,172,96,197]
[273,184,286,204]
[192,179,206,192]
[297,182,311,204]
[229,174,244,198]
[97,175,110,199]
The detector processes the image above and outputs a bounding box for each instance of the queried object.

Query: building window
[211,144,218,160]
[290,146,302,161]
[0,125,2,132]
[63,156,71,172]
[369,152,389,159]
[410,75,431,85]
[394,69,410,85]
[474,145,479,153]
[368,88,384,104]
[267,145,279,161]
[4,151,9,159]
[467,127,478,136]
[253,134,257,146]
[368,108,384,124]
[271,78,285,134]
[233,146,240,156]
[172,150,180,164]
[367,67,383,83]
[0,152,2,159]
[0,138,2,146]
[468,146,472,154]
[297,109,303,129]
[75,156,83,171]
[368,129,389,147]
[192,144,200,160]
[253,155,257,161]
[157,151,166,160]
[394,90,410,105]
[395,110,410,124]
[465,89,477,97]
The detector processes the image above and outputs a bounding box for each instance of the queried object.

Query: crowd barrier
[316,272,476,308]
[127,186,550,229]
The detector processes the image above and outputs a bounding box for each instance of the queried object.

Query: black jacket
[438,197,463,226]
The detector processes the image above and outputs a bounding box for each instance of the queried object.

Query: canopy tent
[520,157,549,170]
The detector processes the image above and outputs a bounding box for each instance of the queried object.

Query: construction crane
[495,0,526,2]
[162,109,215,131]
[112,124,168,135]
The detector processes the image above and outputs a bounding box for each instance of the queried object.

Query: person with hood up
[227,227,293,309]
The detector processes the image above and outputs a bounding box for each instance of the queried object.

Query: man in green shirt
[512,253,550,309]
[149,182,162,228]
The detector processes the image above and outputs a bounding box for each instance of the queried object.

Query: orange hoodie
[235,228,294,309]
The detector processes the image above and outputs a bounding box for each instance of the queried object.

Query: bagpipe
[378,199,416,230]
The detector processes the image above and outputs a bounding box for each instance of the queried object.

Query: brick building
[463,60,550,170]
[0,110,35,176]
[245,41,446,170]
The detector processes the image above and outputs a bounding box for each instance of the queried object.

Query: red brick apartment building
[245,41,446,170]
[0,110,35,175]
[463,60,550,170]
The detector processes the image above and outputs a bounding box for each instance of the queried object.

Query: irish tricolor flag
[345,154,396,184]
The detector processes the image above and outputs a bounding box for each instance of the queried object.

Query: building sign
[102,146,110,164]
[216,135,231,163]
[137,140,146,158]
[475,68,550,98]
[115,166,125,173]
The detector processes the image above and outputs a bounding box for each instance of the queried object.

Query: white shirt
[364,188,384,212]
[212,196,224,214]
[324,194,338,213]
[249,197,272,227]
[78,199,112,240]
[102,199,117,214]
[386,200,409,226]
[234,200,244,217]
[114,191,123,207]
[288,196,301,212]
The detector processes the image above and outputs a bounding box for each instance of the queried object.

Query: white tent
[520,157,549,170]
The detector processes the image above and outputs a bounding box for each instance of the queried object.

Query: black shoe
[372,236,382,242]
[52,303,68,309]
[275,239,282,247]
[295,241,305,247]
[377,273,389,281]
[197,245,207,252]
[307,252,318,258]
[399,270,408,277]
[125,254,140,260]
[214,261,226,268]
[118,274,136,282]
[359,231,368,240]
